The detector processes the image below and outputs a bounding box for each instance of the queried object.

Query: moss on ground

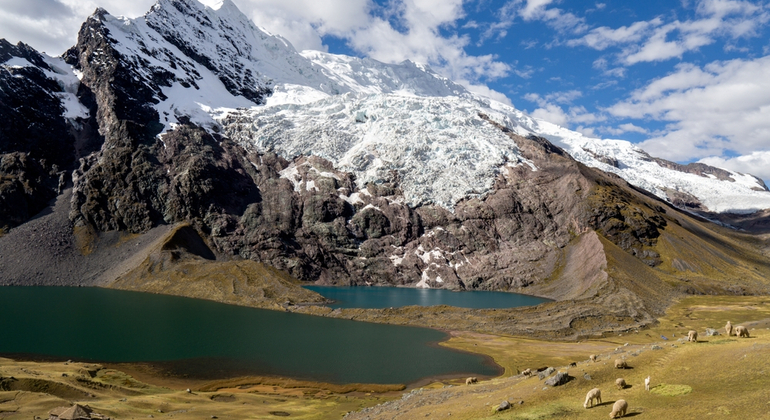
[650,384,692,396]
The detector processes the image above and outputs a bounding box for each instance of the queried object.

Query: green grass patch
[707,338,738,345]
[650,384,693,396]
[501,403,573,419]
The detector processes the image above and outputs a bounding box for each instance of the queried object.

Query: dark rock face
[586,183,666,266]
[64,9,165,147]
[0,153,59,230]
[0,40,81,230]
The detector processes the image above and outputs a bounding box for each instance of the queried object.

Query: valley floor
[1,295,769,419]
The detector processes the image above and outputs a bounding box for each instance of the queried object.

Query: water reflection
[305,286,550,309]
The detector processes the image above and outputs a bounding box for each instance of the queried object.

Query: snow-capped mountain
[6,0,770,324]
[1,0,758,215]
[52,0,765,215]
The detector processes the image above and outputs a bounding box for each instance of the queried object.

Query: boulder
[495,401,511,412]
[545,372,571,387]
[538,367,555,380]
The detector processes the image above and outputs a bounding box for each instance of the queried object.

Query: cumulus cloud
[700,151,770,181]
[568,18,662,50]
[503,0,587,33]
[567,0,768,66]
[524,91,604,127]
[598,123,649,136]
[0,0,161,53]
[607,56,770,162]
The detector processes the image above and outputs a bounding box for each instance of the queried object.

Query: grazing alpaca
[522,368,532,377]
[614,359,627,369]
[583,388,601,408]
[615,378,626,390]
[725,321,733,337]
[465,377,477,385]
[644,376,650,391]
[609,399,628,418]
[735,325,750,338]
[590,354,597,362]
[687,330,698,342]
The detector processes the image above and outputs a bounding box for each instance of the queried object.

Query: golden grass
[72,224,96,256]
[197,376,405,394]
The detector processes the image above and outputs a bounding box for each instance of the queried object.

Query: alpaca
[735,325,750,338]
[609,399,628,418]
[583,388,601,408]
[522,368,532,377]
[644,376,650,391]
[725,321,733,337]
[614,359,627,369]
[687,330,698,342]
[465,377,477,385]
[589,354,597,362]
[615,378,626,390]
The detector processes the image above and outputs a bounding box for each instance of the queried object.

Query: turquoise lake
[304,286,550,309]
[0,287,500,384]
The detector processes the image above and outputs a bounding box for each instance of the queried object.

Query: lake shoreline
[0,286,501,387]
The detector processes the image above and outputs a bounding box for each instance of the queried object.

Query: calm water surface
[305,286,550,309]
[0,287,499,384]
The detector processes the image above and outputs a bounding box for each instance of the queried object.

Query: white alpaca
[735,325,750,337]
[644,376,650,391]
[687,330,698,342]
[589,354,597,362]
[465,377,477,385]
[615,378,626,390]
[725,321,733,337]
[614,359,627,369]
[609,399,628,418]
[583,388,601,408]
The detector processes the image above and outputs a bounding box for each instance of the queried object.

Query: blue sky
[2,0,770,179]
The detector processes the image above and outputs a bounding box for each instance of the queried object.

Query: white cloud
[700,151,770,181]
[566,0,768,66]
[525,91,604,127]
[504,0,587,34]
[608,56,770,162]
[598,123,649,136]
[568,18,662,50]
[618,123,649,134]
[530,102,569,126]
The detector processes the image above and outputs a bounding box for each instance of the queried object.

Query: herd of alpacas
[469,321,750,418]
[582,321,748,417]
